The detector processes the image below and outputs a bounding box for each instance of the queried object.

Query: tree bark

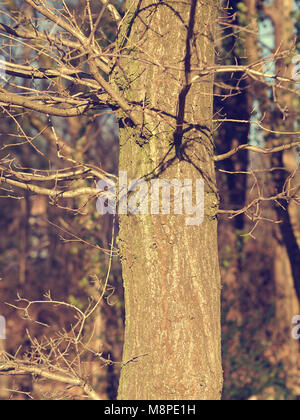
[116,0,222,400]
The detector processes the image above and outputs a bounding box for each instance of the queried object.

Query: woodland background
[0,0,300,400]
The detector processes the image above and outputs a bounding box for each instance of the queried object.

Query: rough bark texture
[116,0,222,400]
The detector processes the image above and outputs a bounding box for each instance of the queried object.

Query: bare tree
[0,0,299,400]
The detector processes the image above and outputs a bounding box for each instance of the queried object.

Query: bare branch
[0,91,89,117]
[0,358,101,400]
[215,141,300,162]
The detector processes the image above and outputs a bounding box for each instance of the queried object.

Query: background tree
[216,0,300,399]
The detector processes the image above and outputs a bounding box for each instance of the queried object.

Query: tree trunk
[116,0,222,400]
[253,0,300,394]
